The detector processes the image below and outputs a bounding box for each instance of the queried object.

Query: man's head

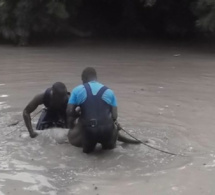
[81,67,97,83]
[52,82,67,100]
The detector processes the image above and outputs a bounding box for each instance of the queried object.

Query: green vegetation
[0,0,214,44]
[195,0,215,32]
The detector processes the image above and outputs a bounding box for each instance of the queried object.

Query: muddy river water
[0,41,215,194]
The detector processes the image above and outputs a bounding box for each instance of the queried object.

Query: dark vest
[80,83,113,127]
[43,88,52,109]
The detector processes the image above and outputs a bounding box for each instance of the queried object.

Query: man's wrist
[29,129,34,135]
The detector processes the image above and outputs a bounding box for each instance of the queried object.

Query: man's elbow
[23,109,29,118]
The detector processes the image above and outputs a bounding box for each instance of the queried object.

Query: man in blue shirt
[67,67,140,153]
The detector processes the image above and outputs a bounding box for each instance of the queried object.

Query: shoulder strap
[83,83,93,97]
[96,86,108,98]
[84,83,108,98]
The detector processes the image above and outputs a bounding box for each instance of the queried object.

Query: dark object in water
[121,128,178,156]
[8,121,19,127]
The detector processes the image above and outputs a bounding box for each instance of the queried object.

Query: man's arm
[109,90,142,144]
[111,106,118,121]
[67,104,78,129]
[23,93,44,138]
[67,86,82,129]
[112,108,142,144]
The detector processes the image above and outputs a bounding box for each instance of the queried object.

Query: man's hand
[30,131,38,138]
[115,121,122,131]
[74,106,81,118]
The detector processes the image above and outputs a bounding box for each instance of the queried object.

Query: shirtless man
[23,82,69,138]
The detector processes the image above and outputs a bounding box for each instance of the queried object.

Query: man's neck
[89,80,97,83]
[88,78,97,83]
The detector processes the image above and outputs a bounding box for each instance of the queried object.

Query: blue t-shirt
[68,81,117,107]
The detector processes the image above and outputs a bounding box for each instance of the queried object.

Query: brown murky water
[0,41,215,194]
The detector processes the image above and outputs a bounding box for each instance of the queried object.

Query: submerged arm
[23,93,44,138]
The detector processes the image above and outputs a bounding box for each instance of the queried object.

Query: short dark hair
[81,67,97,83]
[52,82,67,94]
